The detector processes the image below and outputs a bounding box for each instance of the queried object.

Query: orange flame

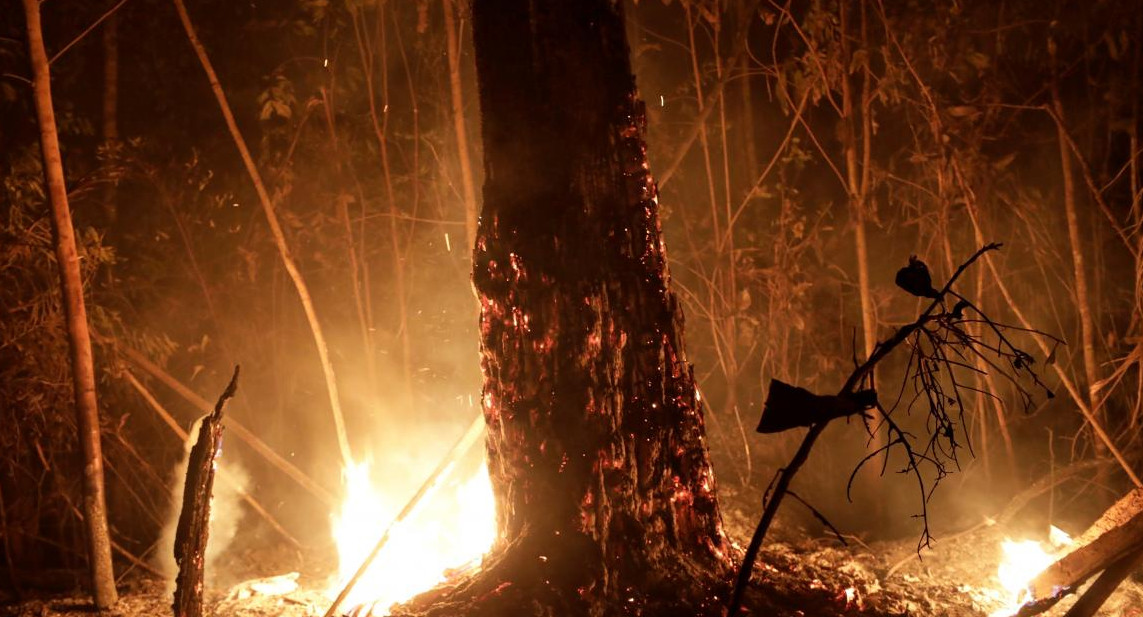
[330,458,497,615]
[989,526,1072,616]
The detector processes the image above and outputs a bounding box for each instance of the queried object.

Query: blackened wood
[468,0,729,612]
[172,367,239,617]
[756,379,876,433]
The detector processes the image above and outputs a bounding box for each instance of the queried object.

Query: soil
[3,499,1141,617]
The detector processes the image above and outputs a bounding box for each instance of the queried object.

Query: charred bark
[397,2,732,615]
[172,368,238,617]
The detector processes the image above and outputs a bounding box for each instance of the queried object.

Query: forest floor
[2,490,1141,617]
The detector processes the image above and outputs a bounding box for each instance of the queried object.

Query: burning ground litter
[5,480,1143,617]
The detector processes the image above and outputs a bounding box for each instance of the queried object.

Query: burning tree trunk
[398,1,731,615]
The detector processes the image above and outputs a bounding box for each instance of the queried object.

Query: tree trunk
[1051,77,1101,432]
[442,0,479,253]
[398,2,732,614]
[21,0,118,607]
[102,16,118,143]
[172,368,238,617]
[101,14,118,222]
[171,0,355,469]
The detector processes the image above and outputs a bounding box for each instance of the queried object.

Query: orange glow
[329,457,497,615]
[989,526,1072,616]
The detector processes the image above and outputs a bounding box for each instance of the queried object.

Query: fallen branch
[885,458,1108,579]
[1012,489,1143,617]
[1062,547,1143,617]
[1029,492,1143,600]
[172,366,238,617]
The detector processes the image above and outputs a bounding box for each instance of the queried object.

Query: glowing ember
[330,458,497,615]
[989,526,1072,616]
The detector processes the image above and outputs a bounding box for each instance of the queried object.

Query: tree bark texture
[459,1,731,613]
[21,0,118,607]
[172,368,238,617]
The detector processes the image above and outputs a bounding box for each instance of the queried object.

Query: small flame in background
[330,458,497,616]
[989,526,1073,617]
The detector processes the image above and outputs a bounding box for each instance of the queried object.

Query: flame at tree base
[330,458,498,615]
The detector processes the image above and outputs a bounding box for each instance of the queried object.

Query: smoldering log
[1014,487,1143,617]
[1061,547,1143,617]
[172,366,239,617]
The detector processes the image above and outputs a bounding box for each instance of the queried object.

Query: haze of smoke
[154,416,249,588]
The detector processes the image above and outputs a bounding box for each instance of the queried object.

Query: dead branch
[172,366,238,617]
[730,243,1042,616]
[1061,547,1143,617]
[1029,496,1143,599]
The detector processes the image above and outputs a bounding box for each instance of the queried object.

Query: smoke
[154,416,249,588]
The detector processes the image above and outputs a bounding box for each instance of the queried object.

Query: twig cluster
[729,243,1057,615]
[849,248,1059,551]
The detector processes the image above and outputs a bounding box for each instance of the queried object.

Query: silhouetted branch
[729,243,1055,616]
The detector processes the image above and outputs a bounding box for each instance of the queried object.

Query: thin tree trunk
[101,15,118,222]
[1052,73,1101,431]
[840,0,876,362]
[21,0,118,606]
[442,0,479,253]
[171,0,354,468]
[839,0,883,510]
[351,3,414,404]
[320,86,382,410]
[736,3,758,180]
[682,5,751,475]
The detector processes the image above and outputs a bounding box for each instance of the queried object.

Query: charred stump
[396,2,731,616]
[172,367,239,617]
